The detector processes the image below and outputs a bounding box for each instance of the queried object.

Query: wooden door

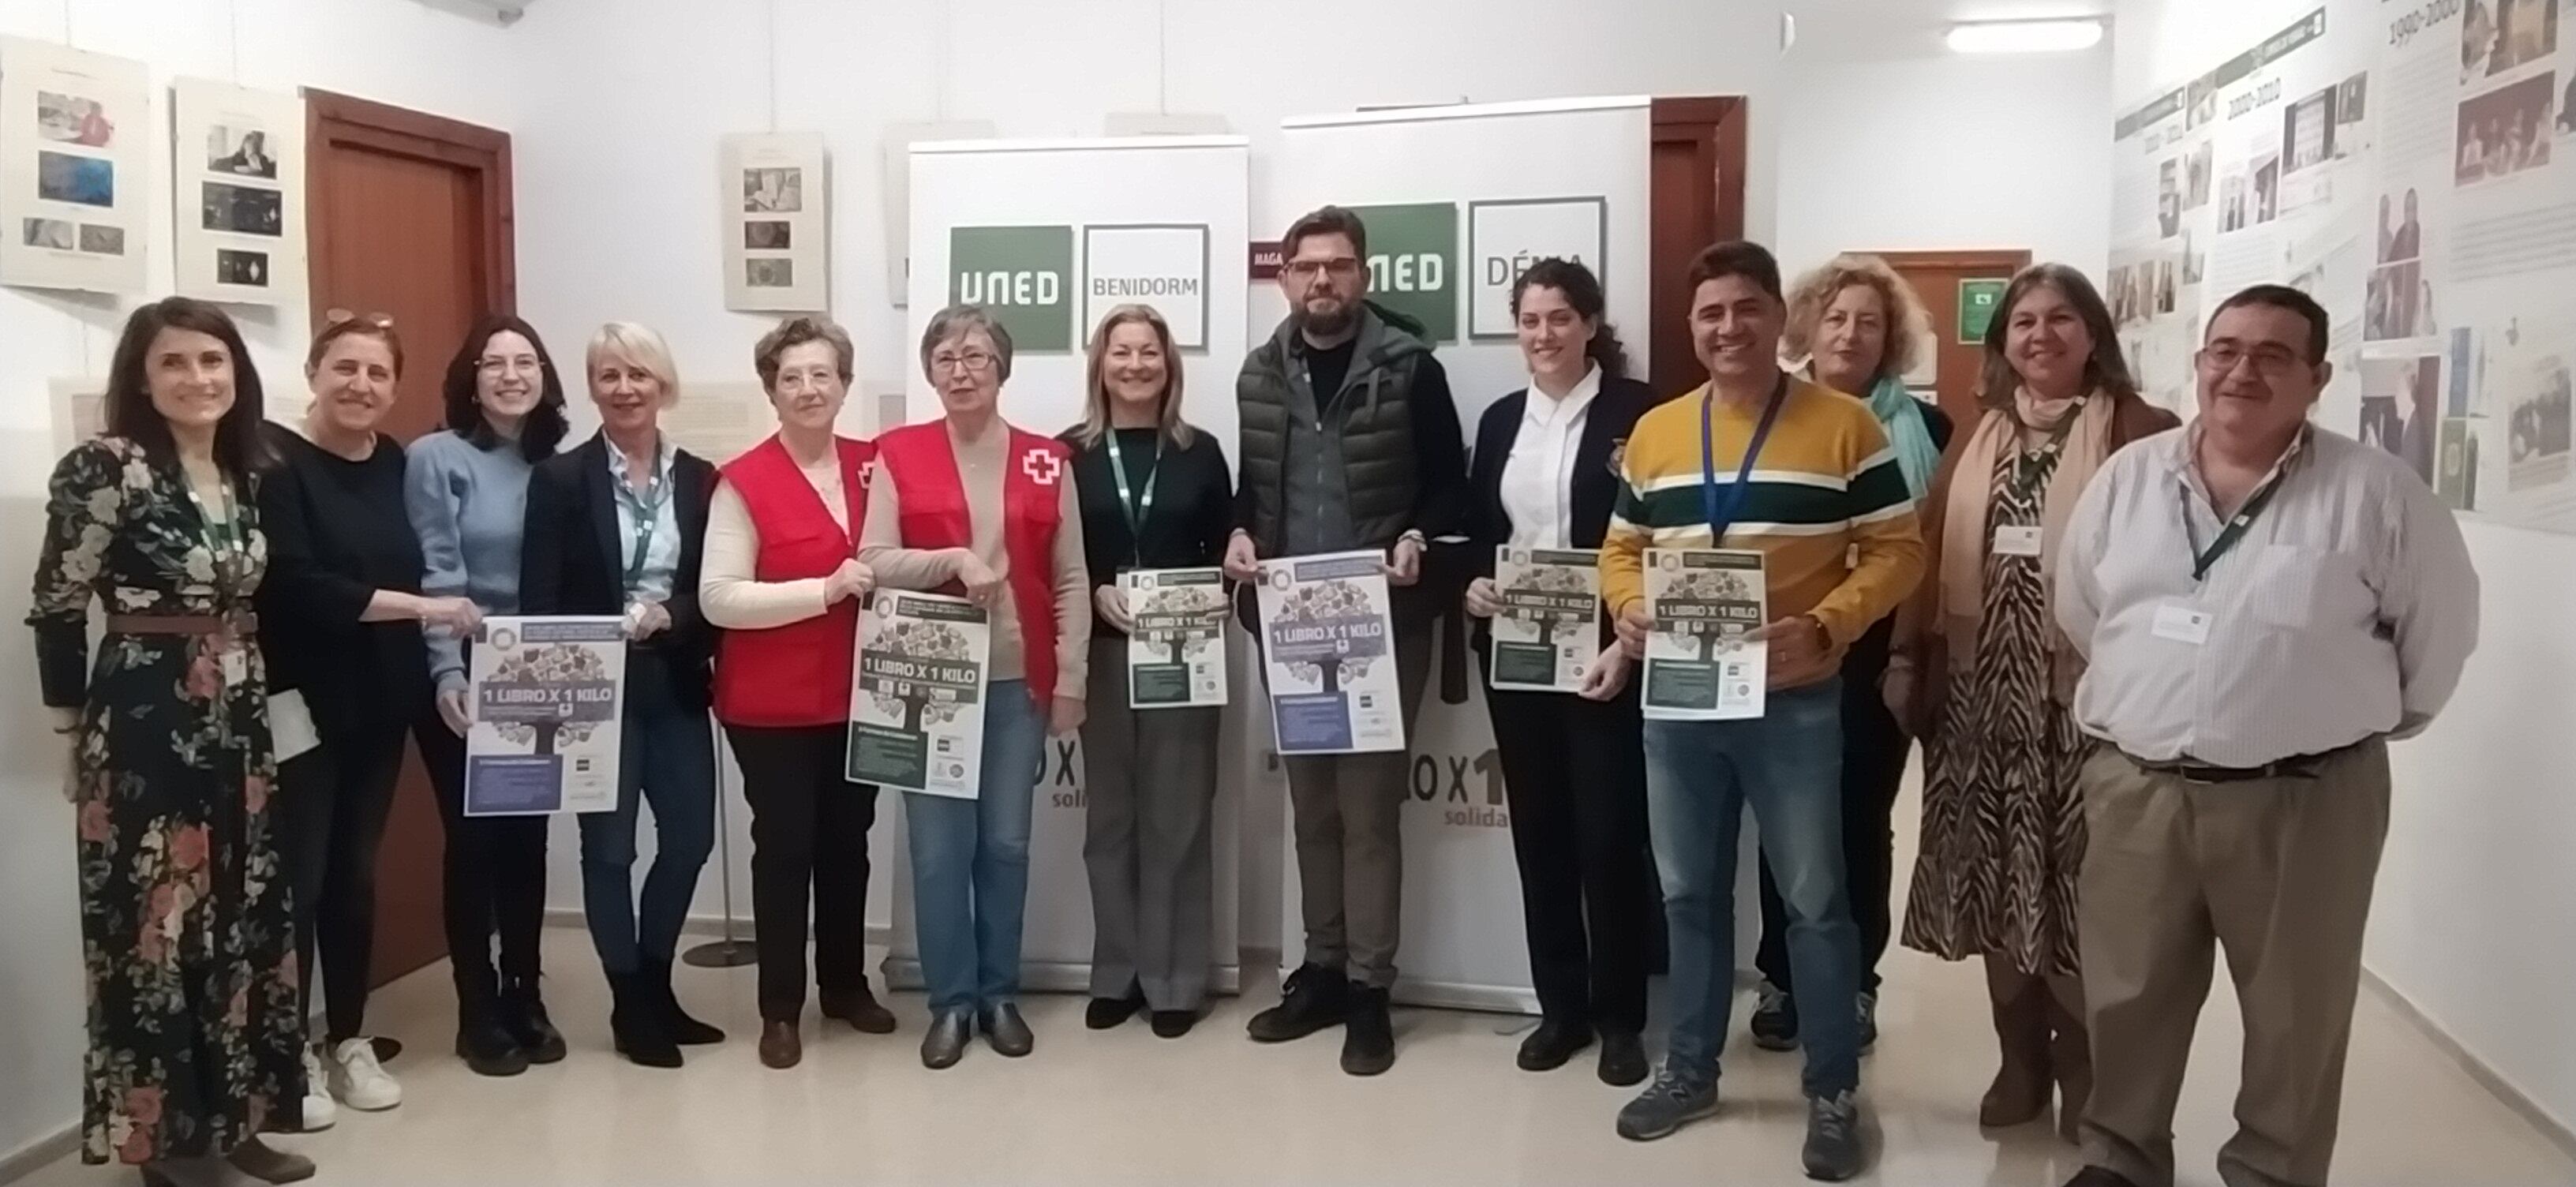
[1876,250,2031,436]
[1647,97,1748,399]
[304,89,515,986]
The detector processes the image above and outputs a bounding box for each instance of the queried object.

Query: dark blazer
[520,431,718,710]
[1464,374,1665,649]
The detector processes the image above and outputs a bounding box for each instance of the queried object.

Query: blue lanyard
[615,449,670,594]
[1699,379,1791,541]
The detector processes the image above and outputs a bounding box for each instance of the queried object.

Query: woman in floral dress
[27,298,313,1185]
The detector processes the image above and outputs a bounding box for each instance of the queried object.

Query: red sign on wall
[1249,241,1284,280]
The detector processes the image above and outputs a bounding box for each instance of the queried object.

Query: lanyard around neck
[2009,394,2088,495]
[1105,428,1161,564]
[1699,376,1791,541]
[2183,470,2288,583]
[616,447,671,593]
[185,474,245,583]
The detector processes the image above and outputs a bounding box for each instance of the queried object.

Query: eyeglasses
[1282,258,1362,280]
[930,350,998,374]
[2197,343,2308,378]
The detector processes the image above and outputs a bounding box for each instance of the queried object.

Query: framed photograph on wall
[1,36,149,294]
[1466,197,1608,340]
[171,77,305,306]
[721,132,829,313]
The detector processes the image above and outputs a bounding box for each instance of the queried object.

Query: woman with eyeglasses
[405,315,573,1077]
[30,298,310,1184]
[1890,264,2176,1141]
[260,313,481,1125]
[860,304,1090,1069]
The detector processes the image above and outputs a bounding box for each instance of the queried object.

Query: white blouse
[1499,365,1602,550]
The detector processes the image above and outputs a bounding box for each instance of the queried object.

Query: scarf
[1935,388,2115,704]
[1864,374,1943,500]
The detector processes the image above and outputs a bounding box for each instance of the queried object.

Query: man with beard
[1225,205,1466,1076]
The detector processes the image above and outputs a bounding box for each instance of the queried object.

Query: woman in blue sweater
[405,315,572,1077]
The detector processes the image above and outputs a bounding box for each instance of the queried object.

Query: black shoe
[2061,1170,2142,1187]
[1802,1091,1866,1181]
[607,971,682,1069]
[979,1003,1035,1058]
[1086,991,1146,1031]
[1246,963,1350,1043]
[820,985,899,1035]
[1597,1029,1649,1087]
[1340,983,1394,1077]
[1149,1009,1197,1039]
[500,977,567,1065]
[642,957,724,1046]
[920,1010,969,1070]
[1750,979,1799,1051]
[453,1001,528,1078]
[1515,1017,1593,1071]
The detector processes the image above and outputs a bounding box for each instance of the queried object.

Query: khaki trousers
[2076,740,2391,1187]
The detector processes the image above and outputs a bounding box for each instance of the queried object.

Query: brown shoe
[758,1020,802,1069]
[1979,970,2053,1128]
[227,1137,316,1184]
[820,987,898,1035]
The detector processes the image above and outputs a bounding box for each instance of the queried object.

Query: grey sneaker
[1856,990,1879,1054]
[1614,1065,1720,1141]
[1803,1090,1866,1181]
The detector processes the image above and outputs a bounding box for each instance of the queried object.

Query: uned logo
[949,225,1075,353]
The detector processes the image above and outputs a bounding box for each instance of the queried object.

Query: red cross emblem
[1022,448,1062,486]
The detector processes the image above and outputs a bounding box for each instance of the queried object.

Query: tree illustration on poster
[1135,582,1224,665]
[1270,579,1385,693]
[1658,567,1755,662]
[1502,562,1593,646]
[1346,203,1459,343]
[484,644,616,755]
[868,617,979,732]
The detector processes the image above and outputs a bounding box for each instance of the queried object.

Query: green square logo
[950,225,1075,353]
[1348,203,1458,343]
[1958,278,2008,344]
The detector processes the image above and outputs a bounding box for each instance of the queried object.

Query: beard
[1294,294,1357,338]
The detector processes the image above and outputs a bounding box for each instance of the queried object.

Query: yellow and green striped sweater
[1600,379,1926,651]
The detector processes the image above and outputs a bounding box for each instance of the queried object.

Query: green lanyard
[2185,470,2288,582]
[1105,429,1161,566]
[185,476,245,586]
[615,450,671,594]
[2009,395,2088,495]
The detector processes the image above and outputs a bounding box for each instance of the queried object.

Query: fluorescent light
[1945,18,2104,54]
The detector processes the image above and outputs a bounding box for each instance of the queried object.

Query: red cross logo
[1022,448,1062,486]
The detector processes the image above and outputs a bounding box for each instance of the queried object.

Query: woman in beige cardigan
[1888,264,2177,1143]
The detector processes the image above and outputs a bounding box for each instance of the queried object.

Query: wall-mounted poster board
[171,78,305,307]
[720,132,829,313]
[0,36,148,294]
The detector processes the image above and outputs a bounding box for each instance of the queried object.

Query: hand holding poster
[1641,549,1767,721]
[464,616,627,816]
[848,591,991,797]
[1122,567,1229,708]
[1488,546,1603,693]
[1256,551,1404,755]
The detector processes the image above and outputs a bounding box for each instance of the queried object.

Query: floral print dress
[26,438,300,1165]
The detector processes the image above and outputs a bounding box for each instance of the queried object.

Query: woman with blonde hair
[1061,303,1235,1038]
[520,321,724,1067]
[1743,253,1954,1056]
[1891,264,2177,1141]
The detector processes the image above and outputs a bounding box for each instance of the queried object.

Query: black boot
[1246,964,1351,1043]
[453,975,528,1078]
[608,971,683,1068]
[1340,982,1395,1077]
[642,957,725,1045]
[501,975,567,1065]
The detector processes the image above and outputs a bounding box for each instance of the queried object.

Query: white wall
[2113,0,2576,1137]
[0,0,527,1167]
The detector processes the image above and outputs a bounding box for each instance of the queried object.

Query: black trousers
[1756,614,1909,995]
[725,724,878,1022]
[278,714,407,1043]
[415,710,550,1005]
[1482,671,1657,1034]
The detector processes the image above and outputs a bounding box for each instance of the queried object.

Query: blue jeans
[580,651,717,975]
[1643,678,1861,1098]
[906,680,1047,1016]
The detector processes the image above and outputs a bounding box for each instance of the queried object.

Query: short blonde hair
[1781,254,1930,391]
[1071,304,1196,450]
[587,321,680,407]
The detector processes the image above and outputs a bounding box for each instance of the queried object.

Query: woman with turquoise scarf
[1743,253,1953,1056]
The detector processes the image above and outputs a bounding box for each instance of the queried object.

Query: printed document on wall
[1257,551,1403,755]
[464,617,627,816]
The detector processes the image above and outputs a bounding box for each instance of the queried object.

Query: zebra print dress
[1900,443,2091,977]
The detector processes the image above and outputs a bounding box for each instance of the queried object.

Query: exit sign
[1958,279,2007,343]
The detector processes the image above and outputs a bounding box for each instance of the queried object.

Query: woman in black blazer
[1462,259,1662,1088]
[519,321,721,1069]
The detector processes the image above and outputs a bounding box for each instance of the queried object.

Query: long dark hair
[441,313,569,461]
[103,297,275,481]
[1977,263,2139,408]
[1510,257,1632,380]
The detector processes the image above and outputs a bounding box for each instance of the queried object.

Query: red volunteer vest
[872,421,1069,706]
[712,433,875,727]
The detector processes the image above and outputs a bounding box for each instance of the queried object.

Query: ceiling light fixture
[1945,18,2105,54]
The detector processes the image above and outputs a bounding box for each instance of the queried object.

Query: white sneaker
[298,1045,338,1131]
[328,1036,403,1111]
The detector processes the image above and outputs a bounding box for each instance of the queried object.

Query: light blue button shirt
[608,436,683,605]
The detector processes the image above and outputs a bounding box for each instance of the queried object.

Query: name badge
[221,647,249,687]
[269,691,320,762]
[2151,601,2212,646]
[1993,526,2045,557]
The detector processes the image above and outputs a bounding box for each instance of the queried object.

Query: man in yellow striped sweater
[1597,242,1924,1181]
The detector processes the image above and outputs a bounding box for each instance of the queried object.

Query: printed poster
[721,131,829,313]
[1487,545,1602,693]
[1121,567,1229,709]
[170,77,305,306]
[847,590,990,797]
[463,616,627,817]
[0,36,149,294]
[1641,549,1766,721]
[1256,550,1404,755]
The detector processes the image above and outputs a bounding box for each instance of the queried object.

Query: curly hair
[1781,253,1930,391]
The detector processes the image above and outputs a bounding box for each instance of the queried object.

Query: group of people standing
[29,202,2477,1187]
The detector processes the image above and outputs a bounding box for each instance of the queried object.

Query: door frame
[1647,95,1750,398]
[303,88,517,328]
[1870,249,2031,278]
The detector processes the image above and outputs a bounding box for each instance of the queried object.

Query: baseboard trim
[2362,968,2576,1160]
[0,1125,78,1185]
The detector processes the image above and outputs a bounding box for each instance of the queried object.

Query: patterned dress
[1900,442,2092,977]
[26,439,300,1165]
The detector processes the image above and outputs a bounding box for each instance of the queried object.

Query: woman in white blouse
[697,316,888,1072]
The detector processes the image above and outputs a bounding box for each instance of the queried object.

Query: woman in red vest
[698,316,886,1071]
[861,305,1091,1070]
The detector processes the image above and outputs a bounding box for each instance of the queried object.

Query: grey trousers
[1080,636,1223,1010]
[1281,620,1432,989]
